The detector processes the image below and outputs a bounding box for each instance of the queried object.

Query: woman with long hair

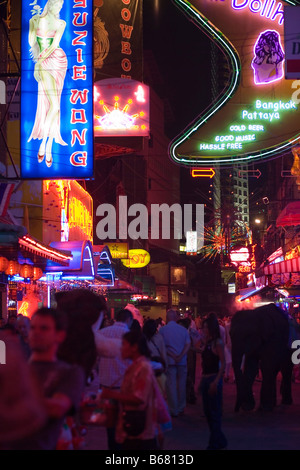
[28,0,68,168]
[199,312,227,450]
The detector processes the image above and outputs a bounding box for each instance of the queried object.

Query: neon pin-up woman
[251,30,284,85]
[28,0,68,168]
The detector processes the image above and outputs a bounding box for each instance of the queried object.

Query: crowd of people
[0,289,233,451]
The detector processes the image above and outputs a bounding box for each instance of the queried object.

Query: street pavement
[81,356,300,452]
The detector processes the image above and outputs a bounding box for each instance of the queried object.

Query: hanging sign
[121,249,150,268]
[94,78,150,137]
[169,0,300,167]
[21,0,94,179]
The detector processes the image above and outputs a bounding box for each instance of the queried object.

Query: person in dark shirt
[13,307,85,450]
[199,312,227,450]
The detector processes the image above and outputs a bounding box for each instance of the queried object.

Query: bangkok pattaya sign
[169,0,300,166]
[20,0,93,179]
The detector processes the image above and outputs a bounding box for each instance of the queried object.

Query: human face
[49,0,63,16]
[16,317,30,339]
[121,338,137,360]
[29,314,64,354]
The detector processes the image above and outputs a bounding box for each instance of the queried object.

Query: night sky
[143,0,212,208]
[143,0,211,138]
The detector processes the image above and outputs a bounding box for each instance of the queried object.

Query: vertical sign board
[284,6,300,78]
[21,0,93,179]
[93,0,143,82]
[170,0,300,167]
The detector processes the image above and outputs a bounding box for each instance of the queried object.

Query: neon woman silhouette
[28,0,68,168]
[251,30,284,85]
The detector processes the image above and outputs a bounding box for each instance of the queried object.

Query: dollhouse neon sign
[169,0,300,168]
[232,0,284,25]
[251,30,284,85]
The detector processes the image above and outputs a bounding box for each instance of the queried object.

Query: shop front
[0,225,73,321]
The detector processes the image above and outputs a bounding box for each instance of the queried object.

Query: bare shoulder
[215,338,224,348]
[29,15,40,26]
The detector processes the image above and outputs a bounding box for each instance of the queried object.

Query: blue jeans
[200,375,228,450]
[166,364,187,416]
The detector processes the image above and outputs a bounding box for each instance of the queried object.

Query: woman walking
[199,312,228,450]
[101,330,159,450]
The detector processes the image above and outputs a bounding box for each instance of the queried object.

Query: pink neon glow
[231,0,284,25]
[251,29,284,85]
[134,86,146,103]
[230,247,250,266]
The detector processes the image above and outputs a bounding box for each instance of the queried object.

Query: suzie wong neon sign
[169,0,300,167]
[21,0,93,179]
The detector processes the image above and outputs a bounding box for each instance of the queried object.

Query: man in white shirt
[159,309,191,417]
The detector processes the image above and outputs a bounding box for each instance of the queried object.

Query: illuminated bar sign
[21,0,93,179]
[43,180,93,243]
[169,0,300,167]
[121,249,150,268]
[105,242,128,259]
[94,78,150,137]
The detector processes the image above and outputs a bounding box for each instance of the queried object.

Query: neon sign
[197,99,297,153]
[251,30,284,85]
[230,247,250,265]
[121,249,151,268]
[18,301,29,316]
[21,0,93,179]
[94,78,150,137]
[232,0,284,24]
[44,180,93,242]
[169,0,300,167]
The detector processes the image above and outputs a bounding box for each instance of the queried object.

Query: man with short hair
[96,308,133,450]
[13,307,85,450]
[159,309,191,417]
[16,314,31,359]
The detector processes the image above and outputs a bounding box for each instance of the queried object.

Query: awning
[0,221,73,268]
[264,257,300,275]
[238,285,270,301]
[276,201,300,227]
[19,235,72,265]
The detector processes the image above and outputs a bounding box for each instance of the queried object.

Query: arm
[101,363,149,407]
[94,331,122,357]
[44,365,85,419]
[175,341,191,363]
[101,388,144,406]
[28,16,38,49]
